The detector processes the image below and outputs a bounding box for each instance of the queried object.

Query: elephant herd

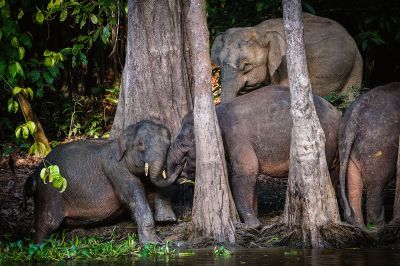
[25,14,400,244]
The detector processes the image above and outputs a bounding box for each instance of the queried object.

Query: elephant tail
[23,173,37,210]
[338,110,359,224]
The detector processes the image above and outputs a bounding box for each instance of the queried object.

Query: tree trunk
[188,0,238,244]
[394,136,400,220]
[111,0,193,138]
[282,0,340,248]
[17,94,51,153]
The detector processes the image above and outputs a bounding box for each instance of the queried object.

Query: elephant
[339,83,400,229]
[211,13,363,102]
[166,86,341,227]
[24,120,180,244]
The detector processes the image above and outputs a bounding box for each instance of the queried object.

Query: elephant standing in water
[339,83,400,229]
[211,13,362,102]
[166,86,341,227]
[25,121,180,244]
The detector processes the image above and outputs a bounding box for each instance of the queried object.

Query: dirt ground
[0,152,398,248]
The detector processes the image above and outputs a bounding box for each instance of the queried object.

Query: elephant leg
[33,202,64,243]
[123,179,160,244]
[366,179,386,228]
[229,145,260,228]
[154,188,177,222]
[347,158,365,228]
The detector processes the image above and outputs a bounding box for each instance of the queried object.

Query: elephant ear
[264,31,285,83]
[211,33,224,65]
[112,133,128,161]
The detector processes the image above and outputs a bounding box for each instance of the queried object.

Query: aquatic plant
[0,233,174,263]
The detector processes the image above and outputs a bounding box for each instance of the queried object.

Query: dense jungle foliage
[0,0,399,157]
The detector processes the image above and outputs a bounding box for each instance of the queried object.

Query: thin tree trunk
[17,94,51,153]
[394,136,400,220]
[282,0,340,248]
[111,0,193,138]
[188,0,238,244]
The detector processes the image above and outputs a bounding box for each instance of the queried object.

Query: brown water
[21,248,399,266]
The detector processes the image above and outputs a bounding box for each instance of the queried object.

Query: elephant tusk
[162,170,167,179]
[144,162,149,177]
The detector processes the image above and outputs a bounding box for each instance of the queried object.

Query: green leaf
[43,71,54,84]
[11,37,19,47]
[36,11,44,24]
[60,178,67,193]
[7,98,18,113]
[79,52,88,65]
[15,126,22,138]
[20,33,32,49]
[29,143,38,156]
[8,64,17,78]
[60,9,68,21]
[12,86,22,95]
[37,142,48,156]
[44,57,55,67]
[26,121,36,134]
[43,49,52,57]
[18,9,24,19]
[22,126,29,139]
[18,46,25,60]
[101,26,111,44]
[0,0,5,9]
[40,167,48,183]
[72,44,83,55]
[23,87,34,100]
[90,14,98,24]
[28,70,40,82]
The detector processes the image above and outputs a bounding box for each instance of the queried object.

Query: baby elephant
[25,120,175,244]
[339,82,400,229]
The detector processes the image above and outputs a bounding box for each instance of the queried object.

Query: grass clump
[0,233,174,264]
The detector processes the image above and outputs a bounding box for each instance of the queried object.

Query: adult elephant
[25,121,180,244]
[339,83,400,229]
[166,86,341,227]
[211,13,363,102]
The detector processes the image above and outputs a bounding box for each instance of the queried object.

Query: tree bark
[394,136,400,220]
[188,0,238,244]
[17,94,51,153]
[111,0,193,138]
[282,0,340,248]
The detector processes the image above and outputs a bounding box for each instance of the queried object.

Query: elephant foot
[243,214,261,229]
[155,206,177,223]
[138,229,162,245]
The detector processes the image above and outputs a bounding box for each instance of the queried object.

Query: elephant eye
[243,63,253,73]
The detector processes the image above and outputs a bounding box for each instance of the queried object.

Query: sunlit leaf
[60,9,68,21]
[36,11,45,24]
[26,121,37,134]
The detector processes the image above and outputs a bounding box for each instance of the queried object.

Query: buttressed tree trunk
[111,0,193,138]
[394,136,400,220]
[188,0,238,243]
[282,0,340,247]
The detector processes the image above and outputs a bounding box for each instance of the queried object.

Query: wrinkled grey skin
[166,86,341,227]
[339,83,400,229]
[211,13,363,102]
[25,121,176,244]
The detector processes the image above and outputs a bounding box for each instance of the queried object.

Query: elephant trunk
[148,160,171,188]
[220,69,242,103]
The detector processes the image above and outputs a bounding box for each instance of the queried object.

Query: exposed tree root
[377,219,400,247]
[236,218,372,248]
